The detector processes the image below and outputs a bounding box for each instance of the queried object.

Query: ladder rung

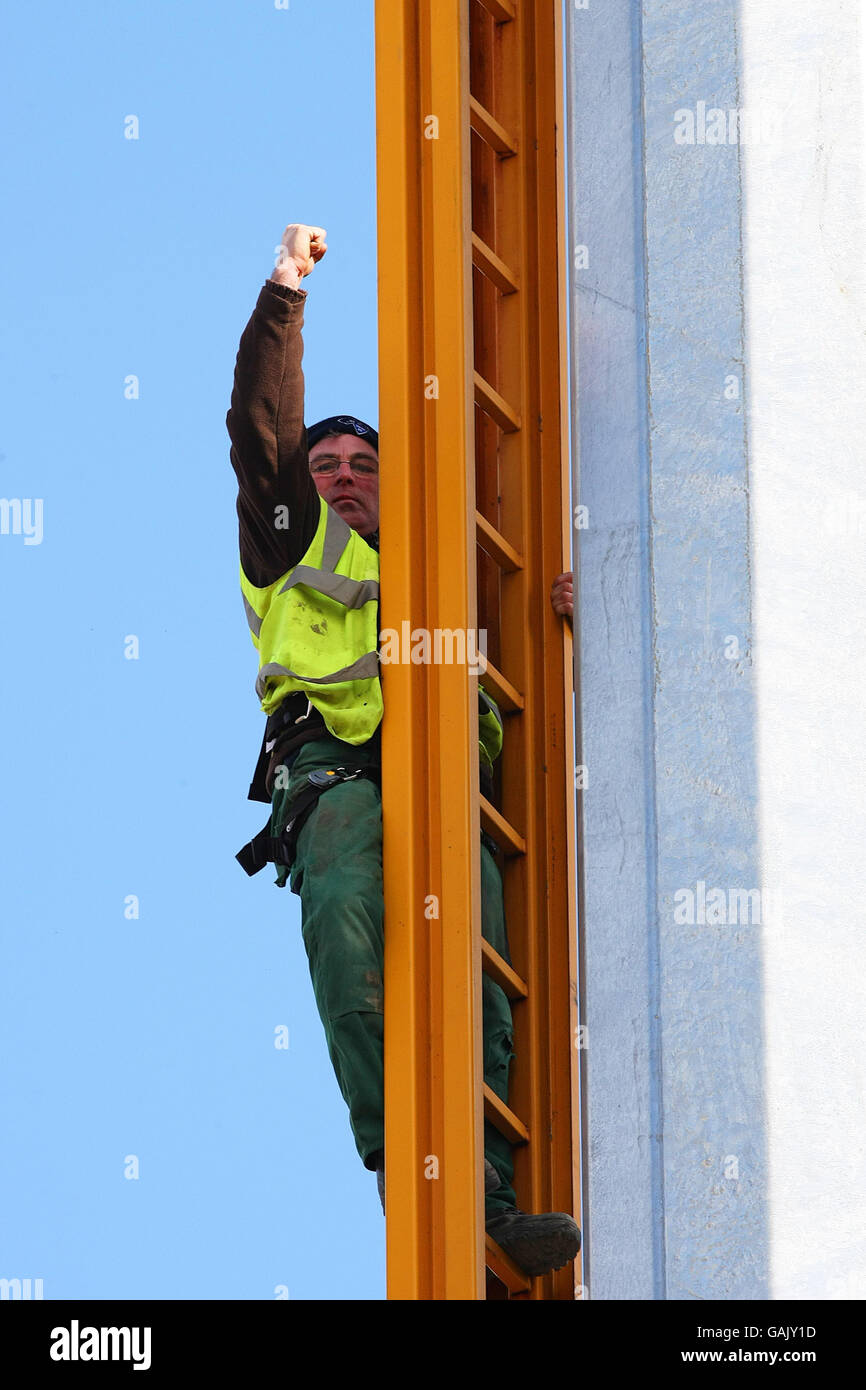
[485,1236,532,1294]
[471,231,519,294]
[474,370,520,432]
[484,1084,530,1144]
[475,0,517,25]
[478,657,523,715]
[480,795,526,856]
[482,938,528,1000]
[469,95,518,157]
[475,511,523,573]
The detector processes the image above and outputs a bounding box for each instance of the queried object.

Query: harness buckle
[307,766,362,789]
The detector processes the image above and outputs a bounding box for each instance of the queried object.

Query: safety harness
[236,687,499,878]
[235,687,382,876]
[235,761,382,878]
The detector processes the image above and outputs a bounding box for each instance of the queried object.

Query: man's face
[308,433,379,537]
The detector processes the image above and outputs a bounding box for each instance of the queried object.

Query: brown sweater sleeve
[226,280,322,589]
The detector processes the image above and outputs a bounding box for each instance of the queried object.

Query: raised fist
[272,223,328,289]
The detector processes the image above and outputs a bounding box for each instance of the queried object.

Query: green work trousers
[270,732,518,1216]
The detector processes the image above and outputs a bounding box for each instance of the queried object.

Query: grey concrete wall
[567,0,673,1301]
[564,0,866,1299]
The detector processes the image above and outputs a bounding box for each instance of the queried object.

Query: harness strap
[236,764,382,877]
[246,692,325,804]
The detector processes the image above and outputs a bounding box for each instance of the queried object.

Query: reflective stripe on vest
[255,651,380,697]
[278,565,379,610]
[240,497,382,744]
[240,498,504,764]
[478,684,504,772]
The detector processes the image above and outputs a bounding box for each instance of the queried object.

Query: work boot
[485,1209,581,1278]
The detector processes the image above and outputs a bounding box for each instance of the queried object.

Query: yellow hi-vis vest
[240,496,382,744]
[239,494,505,764]
[478,684,503,775]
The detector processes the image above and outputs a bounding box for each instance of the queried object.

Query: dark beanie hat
[306,414,379,452]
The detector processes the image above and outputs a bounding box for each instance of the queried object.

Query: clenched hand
[271,223,328,291]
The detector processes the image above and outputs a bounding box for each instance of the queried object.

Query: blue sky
[0,0,385,1300]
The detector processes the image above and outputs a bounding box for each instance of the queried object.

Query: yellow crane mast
[376,0,580,1300]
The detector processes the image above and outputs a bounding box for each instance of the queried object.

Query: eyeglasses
[310,455,379,477]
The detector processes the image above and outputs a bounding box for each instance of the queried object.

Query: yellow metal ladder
[376,0,580,1300]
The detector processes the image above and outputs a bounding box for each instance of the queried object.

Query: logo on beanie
[336,416,370,436]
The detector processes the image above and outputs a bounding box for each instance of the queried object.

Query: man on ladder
[228,222,580,1279]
